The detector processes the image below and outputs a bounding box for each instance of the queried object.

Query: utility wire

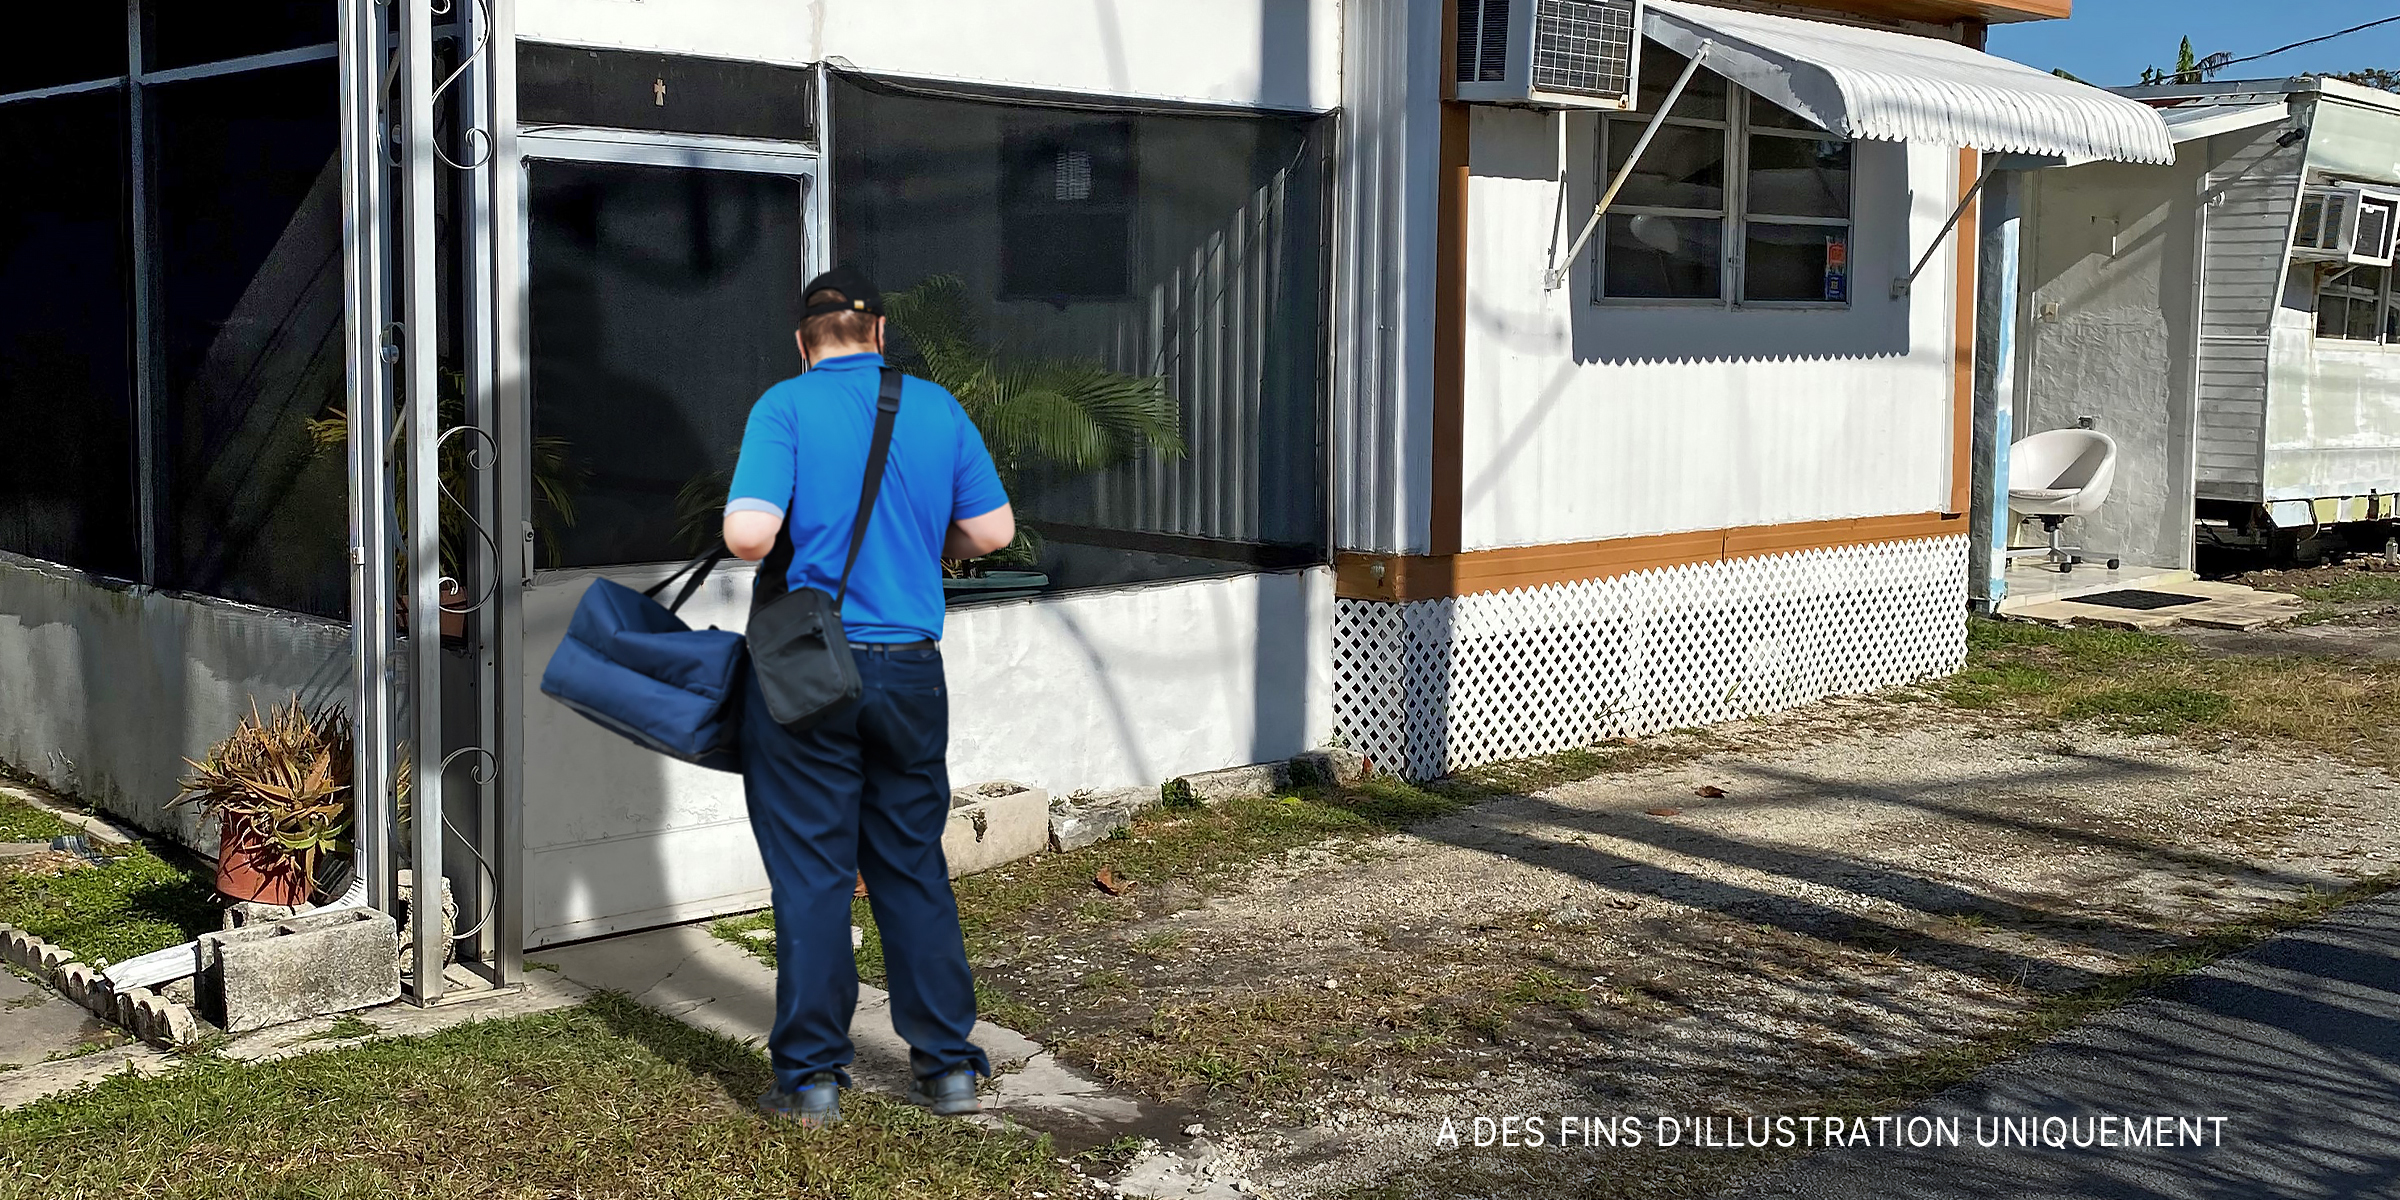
[2143,13,2400,83]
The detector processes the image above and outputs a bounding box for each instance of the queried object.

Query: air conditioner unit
[2295,183,2400,267]
[1455,0,1644,110]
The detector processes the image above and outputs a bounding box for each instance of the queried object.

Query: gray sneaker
[906,1066,982,1116]
[758,1072,841,1128]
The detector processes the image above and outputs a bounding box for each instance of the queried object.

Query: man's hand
[723,510,783,562]
[946,504,1017,561]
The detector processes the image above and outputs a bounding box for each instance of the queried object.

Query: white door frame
[502,125,824,946]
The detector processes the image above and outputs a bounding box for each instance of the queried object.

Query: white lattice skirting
[1334,535,1970,780]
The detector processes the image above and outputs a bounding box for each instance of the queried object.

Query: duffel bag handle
[644,548,729,614]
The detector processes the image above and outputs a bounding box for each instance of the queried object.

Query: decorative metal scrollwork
[434,423,502,614]
[435,746,502,941]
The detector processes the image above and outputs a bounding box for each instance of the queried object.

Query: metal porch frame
[339,0,522,1003]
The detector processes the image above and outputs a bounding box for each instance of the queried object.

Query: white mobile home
[0,0,2167,998]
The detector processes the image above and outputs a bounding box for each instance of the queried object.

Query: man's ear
[794,328,811,369]
[874,317,888,353]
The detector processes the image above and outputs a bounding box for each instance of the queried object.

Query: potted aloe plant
[175,701,367,906]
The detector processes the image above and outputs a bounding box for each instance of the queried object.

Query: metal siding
[1032,162,1323,547]
[1458,121,1955,550]
[2192,120,2303,499]
[1331,0,1440,556]
[2252,98,2400,503]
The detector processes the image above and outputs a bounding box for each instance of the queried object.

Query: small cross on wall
[653,78,666,106]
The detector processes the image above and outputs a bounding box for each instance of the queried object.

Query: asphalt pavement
[1716,892,2400,1200]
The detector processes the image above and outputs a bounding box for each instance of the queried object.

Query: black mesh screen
[0,90,138,578]
[833,75,1329,598]
[151,60,348,615]
[528,160,809,568]
[3,5,127,93]
[143,0,336,72]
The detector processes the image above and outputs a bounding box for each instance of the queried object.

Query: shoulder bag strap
[644,547,728,614]
[833,367,905,608]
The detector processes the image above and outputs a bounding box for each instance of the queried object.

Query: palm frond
[884,274,1185,502]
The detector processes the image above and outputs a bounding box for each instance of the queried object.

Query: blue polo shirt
[725,353,1008,644]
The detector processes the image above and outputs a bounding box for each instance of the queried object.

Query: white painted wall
[2014,151,2209,574]
[519,566,1332,946]
[1457,106,1961,550]
[2263,313,2400,501]
[0,556,351,842]
[517,0,1340,112]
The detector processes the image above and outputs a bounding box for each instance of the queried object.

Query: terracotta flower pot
[216,813,311,906]
[395,580,470,641]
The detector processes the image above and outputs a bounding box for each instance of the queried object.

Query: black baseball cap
[801,266,884,318]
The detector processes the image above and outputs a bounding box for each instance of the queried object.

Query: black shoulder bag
[745,365,904,732]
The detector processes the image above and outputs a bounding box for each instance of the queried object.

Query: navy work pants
[739,643,989,1092]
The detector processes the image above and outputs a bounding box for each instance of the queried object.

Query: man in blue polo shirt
[722,266,1015,1128]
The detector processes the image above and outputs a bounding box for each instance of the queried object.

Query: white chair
[2007,427,2120,573]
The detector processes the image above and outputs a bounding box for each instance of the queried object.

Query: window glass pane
[145,1,336,72]
[1602,214,1722,300]
[3,6,125,92]
[1635,47,1726,121]
[0,91,138,577]
[1604,120,1724,212]
[2319,295,2350,339]
[2350,291,2381,341]
[834,77,1330,599]
[1745,223,1851,303]
[1746,136,1851,220]
[153,60,348,615]
[529,161,807,568]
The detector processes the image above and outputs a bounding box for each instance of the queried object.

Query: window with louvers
[1532,0,1638,98]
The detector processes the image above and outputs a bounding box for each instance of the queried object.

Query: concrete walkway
[1716,894,2400,1200]
[0,965,117,1068]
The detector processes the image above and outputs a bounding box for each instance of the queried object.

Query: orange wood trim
[1336,512,1970,602]
[1949,147,1980,518]
[1430,85,1469,554]
[1816,0,2067,23]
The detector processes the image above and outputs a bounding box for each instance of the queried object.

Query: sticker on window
[1824,236,1849,302]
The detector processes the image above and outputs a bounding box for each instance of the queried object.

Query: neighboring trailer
[2016,76,2400,567]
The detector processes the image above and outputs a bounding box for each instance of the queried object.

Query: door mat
[2067,589,2206,611]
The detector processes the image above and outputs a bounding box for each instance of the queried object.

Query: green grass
[1943,617,2400,765]
[305,1014,380,1042]
[0,993,1068,1200]
[0,793,79,844]
[0,844,220,967]
[2058,684,2234,733]
[2291,572,2400,605]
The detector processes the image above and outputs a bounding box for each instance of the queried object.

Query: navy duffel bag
[540,550,745,774]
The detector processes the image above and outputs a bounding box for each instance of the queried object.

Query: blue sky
[1987,2,2400,87]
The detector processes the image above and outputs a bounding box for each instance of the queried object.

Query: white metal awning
[2158,101,2287,144]
[1644,0,2176,166]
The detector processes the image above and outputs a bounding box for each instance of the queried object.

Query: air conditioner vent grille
[1458,0,1514,83]
[1530,0,1638,98]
